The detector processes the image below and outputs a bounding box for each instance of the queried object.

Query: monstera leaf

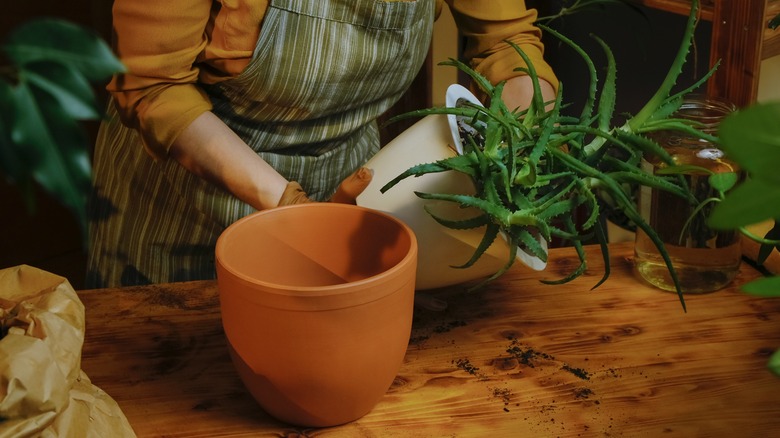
[0,18,125,240]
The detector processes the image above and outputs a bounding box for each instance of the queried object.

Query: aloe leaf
[677,197,720,244]
[439,58,494,95]
[4,18,125,81]
[530,83,564,166]
[542,216,588,284]
[513,158,538,186]
[537,198,580,221]
[757,222,780,265]
[591,220,611,290]
[636,120,718,144]
[506,41,545,119]
[644,96,685,124]
[468,234,520,291]
[591,35,617,132]
[628,0,699,131]
[612,130,675,164]
[607,170,689,200]
[483,82,507,156]
[538,24,598,123]
[415,191,513,225]
[424,209,491,230]
[662,60,720,109]
[450,223,501,269]
[379,155,478,193]
[515,228,548,262]
[551,147,687,309]
[575,179,601,229]
[384,105,477,127]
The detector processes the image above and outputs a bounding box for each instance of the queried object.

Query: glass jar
[634,95,741,293]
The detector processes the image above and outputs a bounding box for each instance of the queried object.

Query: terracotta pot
[215,203,417,427]
[357,85,547,289]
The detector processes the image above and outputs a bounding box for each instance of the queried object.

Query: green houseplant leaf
[741,276,780,298]
[3,18,125,81]
[708,179,780,229]
[709,102,780,230]
[1,18,125,241]
[716,102,780,185]
[23,60,102,119]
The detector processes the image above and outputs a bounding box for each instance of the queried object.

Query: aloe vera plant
[381,0,716,311]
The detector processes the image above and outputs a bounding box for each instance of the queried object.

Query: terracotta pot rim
[216,203,418,297]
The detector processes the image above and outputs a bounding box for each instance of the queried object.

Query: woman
[87,0,557,288]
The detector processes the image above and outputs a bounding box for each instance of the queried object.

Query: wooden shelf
[639,0,779,61]
[636,0,777,106]
[636,0,714,21]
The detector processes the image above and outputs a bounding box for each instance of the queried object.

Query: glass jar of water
[634,95,741,293]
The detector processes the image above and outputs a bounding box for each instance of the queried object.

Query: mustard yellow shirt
[108,0,557,159]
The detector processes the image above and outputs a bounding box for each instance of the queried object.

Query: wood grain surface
[79,242,780,437]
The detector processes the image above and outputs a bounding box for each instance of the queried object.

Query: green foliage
[710,102,780,230]
[0,18,125,240]
[382,0,716,310]
[709,101,780,322]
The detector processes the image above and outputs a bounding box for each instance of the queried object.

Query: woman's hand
[278,167,374,206]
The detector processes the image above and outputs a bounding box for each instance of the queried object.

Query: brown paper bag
[0,265,136,438]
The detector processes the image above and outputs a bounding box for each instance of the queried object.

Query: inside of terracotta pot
[218,205,414,288]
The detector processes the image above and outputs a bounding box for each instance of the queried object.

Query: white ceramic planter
[357,85,547,290]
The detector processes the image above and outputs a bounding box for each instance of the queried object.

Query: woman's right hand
[278,167,374,206]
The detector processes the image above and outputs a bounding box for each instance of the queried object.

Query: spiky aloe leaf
[628,0,700,131]
[537,24,599,124]
[449,222,501,269]
[591,35,617,133]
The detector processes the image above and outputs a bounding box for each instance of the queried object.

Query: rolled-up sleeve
[445,0,558,91]
[108,0,214,160]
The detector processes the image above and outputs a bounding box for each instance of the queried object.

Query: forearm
[169,111,288,210]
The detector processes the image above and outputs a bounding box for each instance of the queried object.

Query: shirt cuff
[473,41,559,94]
[117,84,213,161]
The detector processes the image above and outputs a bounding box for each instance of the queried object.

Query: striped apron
[87,0,434,287]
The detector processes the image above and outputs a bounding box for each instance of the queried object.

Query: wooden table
[79,242,780,437]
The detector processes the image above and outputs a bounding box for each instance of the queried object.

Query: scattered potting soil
[506,338,555,368]
[562,364,592,380]
[453,358,487,380]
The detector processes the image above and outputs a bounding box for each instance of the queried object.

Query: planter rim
[216,203,418,299]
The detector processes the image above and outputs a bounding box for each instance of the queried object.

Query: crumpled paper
[0,265,136,438]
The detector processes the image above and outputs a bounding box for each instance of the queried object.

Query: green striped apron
[87,0,434,288]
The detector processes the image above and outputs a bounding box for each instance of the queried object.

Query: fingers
[330,167,374,204]
[277,181,314,206]
[277,167,373,207]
